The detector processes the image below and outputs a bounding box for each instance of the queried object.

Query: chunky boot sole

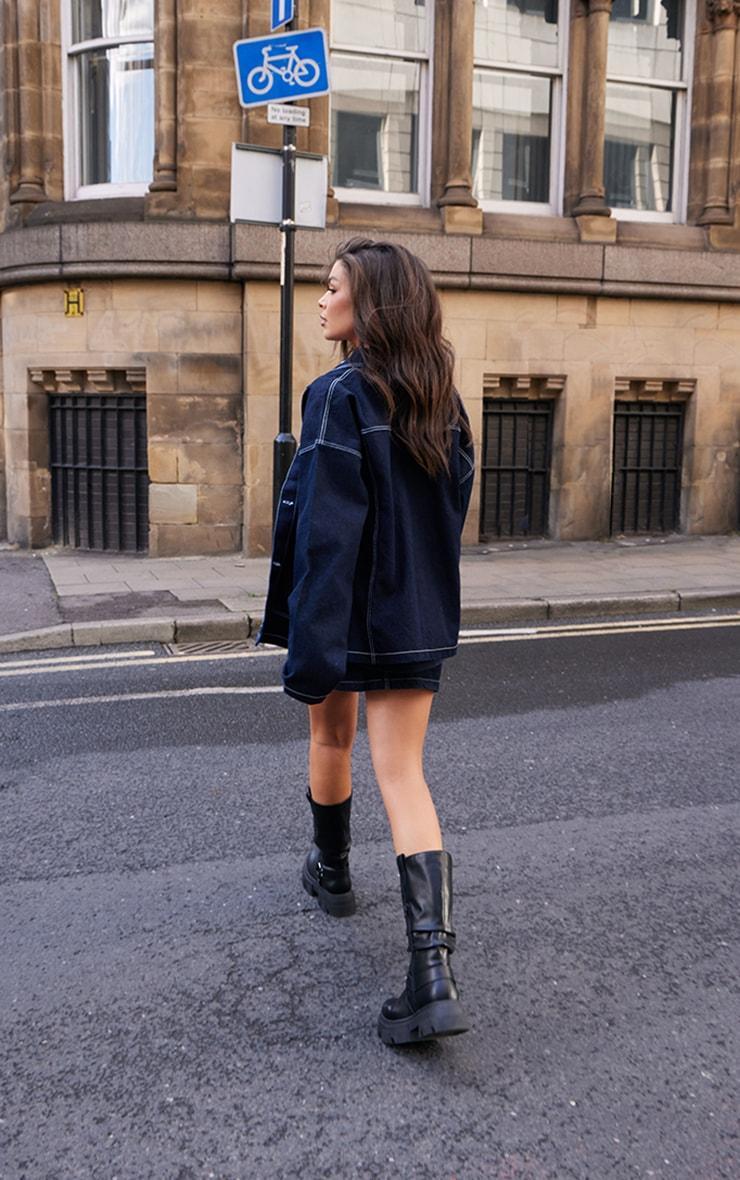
[302,861,357,918]
[377,998,471,1046]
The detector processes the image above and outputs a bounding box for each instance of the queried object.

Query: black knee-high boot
[378,850,470,1045]
[302,791,356,918]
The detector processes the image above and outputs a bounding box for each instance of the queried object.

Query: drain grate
[166,641,255,657]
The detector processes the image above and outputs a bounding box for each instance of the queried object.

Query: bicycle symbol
[247,43,321,96]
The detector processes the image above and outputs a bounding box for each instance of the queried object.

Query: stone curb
[0,613,253,655]
[1,589,739,655]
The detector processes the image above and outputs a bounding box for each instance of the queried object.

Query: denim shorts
[335,660,443,693]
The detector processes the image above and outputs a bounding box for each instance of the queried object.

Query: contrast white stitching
[360,425,391,435]
[314,369,367,451]
[318,370,351,442]
[347,645,457,656]
[319,440,362,458]
[365,460,380,662]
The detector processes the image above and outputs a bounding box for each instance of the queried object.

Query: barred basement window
[610,378,694,535]
[32,367,150,553]
[480,375,564,539]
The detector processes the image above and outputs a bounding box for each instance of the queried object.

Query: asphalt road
[1,619,738,1180]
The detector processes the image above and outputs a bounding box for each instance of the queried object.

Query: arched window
[63,0,155,198]
[329,0,433,204]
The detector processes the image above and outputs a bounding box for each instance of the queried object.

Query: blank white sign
[230,143,327,228]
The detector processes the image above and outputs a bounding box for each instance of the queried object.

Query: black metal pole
[273,24,299,521]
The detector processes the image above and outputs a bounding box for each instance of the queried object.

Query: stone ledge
[547,592,681,618]
[603,244,740,289]
[0,624,72,653]
[26,198,147,225]
[3,221,740,301]
[678,588,740,610]
[60,221,231,264]
[472,236,603,281]
[461,599,548,624]
[174,613,251,642]
[71,618,175,645]
[0,225,61,270]
[0,614,257,654]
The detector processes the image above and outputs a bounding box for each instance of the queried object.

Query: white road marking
[458,616,740,644]
[0,647,275,679]
[0,684,284,713]
[1,614,737,691]
[459,613,740,638]
[0,648,156,671]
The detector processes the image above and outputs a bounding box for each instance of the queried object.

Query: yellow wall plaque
[64,288,85,317]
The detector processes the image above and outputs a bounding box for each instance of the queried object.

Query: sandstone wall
[2,277,737,554]
[0,279,243,553]
[245,283,740,552]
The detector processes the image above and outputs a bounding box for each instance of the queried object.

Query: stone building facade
[0,0,739,557]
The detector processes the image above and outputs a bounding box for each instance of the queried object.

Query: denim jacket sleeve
[458,401,475,520]
[281,379,369,704]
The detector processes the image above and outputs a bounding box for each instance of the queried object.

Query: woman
[257,238,475,1045]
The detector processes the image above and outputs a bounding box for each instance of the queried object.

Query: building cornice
[1,219,739,302]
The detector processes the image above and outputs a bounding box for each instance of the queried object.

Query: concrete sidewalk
[1,533,739,653]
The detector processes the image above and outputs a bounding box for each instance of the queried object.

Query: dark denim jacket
[257,355,475,704]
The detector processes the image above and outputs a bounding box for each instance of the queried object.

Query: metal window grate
[610,400,684,535]
[480,397,554,539]
[49,393,149,551]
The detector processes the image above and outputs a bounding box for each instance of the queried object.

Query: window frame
[472,0,570,216]
[329,4,435,207]
[604,0,696,223]
[61,2,155,200]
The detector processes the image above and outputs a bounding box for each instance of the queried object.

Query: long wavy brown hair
[332,237,468,478]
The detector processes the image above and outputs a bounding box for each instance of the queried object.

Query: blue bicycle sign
[248,42,320,95]
[234,28,329,109]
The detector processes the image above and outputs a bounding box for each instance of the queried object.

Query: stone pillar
[2,3,21,219]
[149,0,178,192]
[697,0,739,225]
[687,5,714,223]
[9,0,46,206]
[40,0,65,205]
[437,0,482,233]
[240,0,252,145]
[572,0,612,220]
[564,0,588,213]
[307,0,330,155]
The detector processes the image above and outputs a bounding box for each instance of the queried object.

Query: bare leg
[308,691,359,804]
[365,690,442,856]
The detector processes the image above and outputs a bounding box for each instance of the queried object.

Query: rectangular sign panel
[267,102,310,126]
[233,28,329,109]
[230,144,327,229]
[271,0,294,30]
